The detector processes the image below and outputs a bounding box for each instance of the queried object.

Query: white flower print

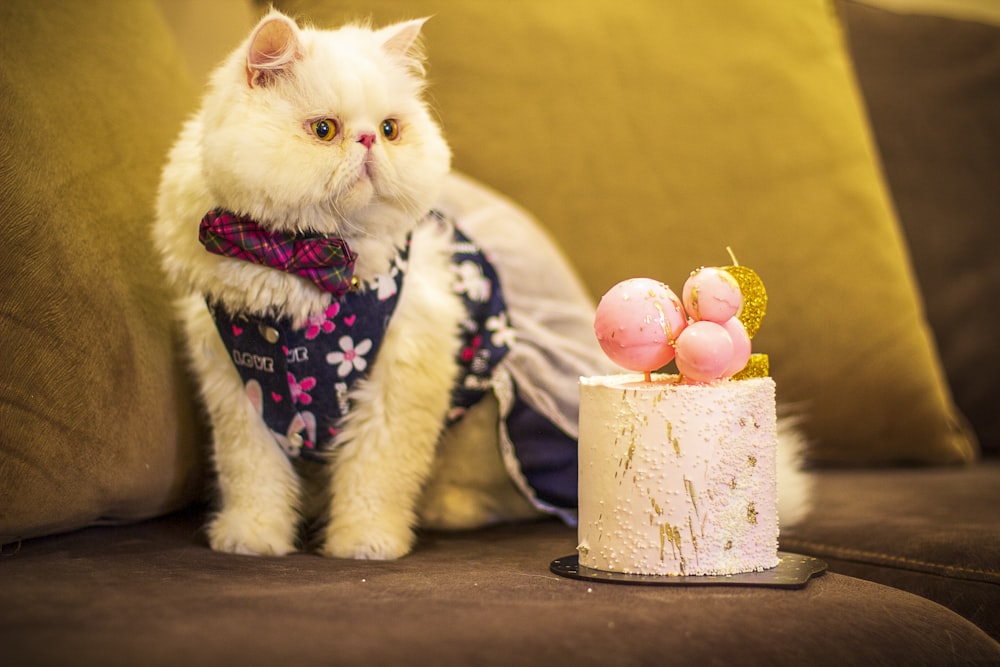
[453,260,491,302]
[325,335,373,377]
[369,267,399,301]
[485,311,516,348]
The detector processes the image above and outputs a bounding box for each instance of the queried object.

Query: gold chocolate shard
[723,264,767,338]
[733,353,769,380]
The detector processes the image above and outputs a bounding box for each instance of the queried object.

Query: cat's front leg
[321,225,463,560]
[181,295,302,556]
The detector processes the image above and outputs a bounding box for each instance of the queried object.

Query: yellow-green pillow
[275,0,975,464]
[0,0,205,543]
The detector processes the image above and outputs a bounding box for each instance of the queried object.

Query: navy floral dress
[207,212,578,518]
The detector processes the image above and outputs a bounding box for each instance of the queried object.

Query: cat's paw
[320,517,415,560]
[419,485,498,530]
[207,508,297,556]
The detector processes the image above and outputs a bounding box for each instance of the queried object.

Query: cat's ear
[378,18,430,73]
[245,11,302,88]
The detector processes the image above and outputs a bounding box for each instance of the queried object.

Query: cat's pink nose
[357,133,376,149]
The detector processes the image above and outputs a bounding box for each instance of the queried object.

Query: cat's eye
[309,118,339,142]
[381,118,400,141]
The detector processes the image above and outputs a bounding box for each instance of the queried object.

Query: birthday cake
[576,259,780,576]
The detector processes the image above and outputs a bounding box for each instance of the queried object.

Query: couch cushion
[841,0,1000,454]
[2,511,998,665]
[0,0,206,543]
[273,0,974,465]
[781,459,1000,640]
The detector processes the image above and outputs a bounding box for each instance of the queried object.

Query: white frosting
[577,374,779,576]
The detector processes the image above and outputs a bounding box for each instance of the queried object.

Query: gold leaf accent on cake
[723,264,767,338]
[724,539,733,551]
[733,353,769,380]
[667,422,680,456]
[687,516,700,565]
[652,299,674,343]
[748,455,757,468]
[617,423,637,476]
[684,476,699,519]
[652,388,668,407]
[659,524,685,573]
[747,502,758,524]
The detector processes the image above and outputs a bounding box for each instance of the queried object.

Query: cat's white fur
[155,11,810,559]
[155,10,483,559]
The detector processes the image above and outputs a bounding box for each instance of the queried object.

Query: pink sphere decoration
[682,267,742,324]
[721,316,752,376]
[595,278,686,372]
[675,320,735,383]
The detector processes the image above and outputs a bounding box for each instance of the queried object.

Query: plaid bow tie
[199,208,358,297]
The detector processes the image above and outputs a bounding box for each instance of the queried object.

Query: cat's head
[199,10,451,239]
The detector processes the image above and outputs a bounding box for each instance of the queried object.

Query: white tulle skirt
[436,173,617,524]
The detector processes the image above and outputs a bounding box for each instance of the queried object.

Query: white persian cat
[154,10,809,560]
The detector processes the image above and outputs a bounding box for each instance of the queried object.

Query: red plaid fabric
[199,208,358,297]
